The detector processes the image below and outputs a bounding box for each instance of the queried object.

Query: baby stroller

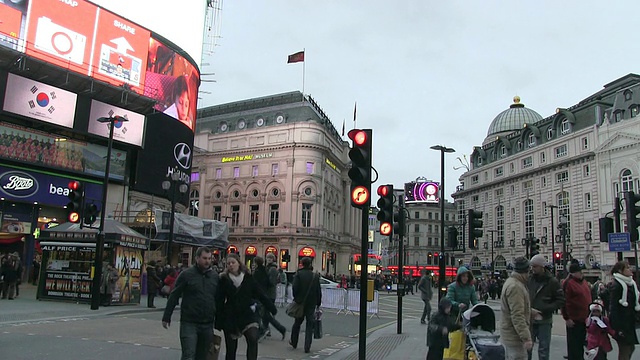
[462,304,505,360]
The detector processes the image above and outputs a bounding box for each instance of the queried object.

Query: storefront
[298,246,316,268]
[37,219,149,304]
[245,245,257,268]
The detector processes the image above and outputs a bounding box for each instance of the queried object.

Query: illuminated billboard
[2,0,200,132]
[3,73,78,129]
[87,100,145,147]
[404,181,439,204]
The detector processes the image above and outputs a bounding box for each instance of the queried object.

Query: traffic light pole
[358,198,369,360]
[615,196,623,261]
[548,204,557,276]
[397,197,404,335]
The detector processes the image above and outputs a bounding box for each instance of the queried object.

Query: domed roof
[486,96,543,137]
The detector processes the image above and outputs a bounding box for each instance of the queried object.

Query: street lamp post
[430,144,455,301]
[90,115,128,310]
[162,173,188,266]
[547,204,558,276]
[487,230,498,274]
[559,215,568,278]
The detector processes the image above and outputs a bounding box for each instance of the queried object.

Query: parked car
[319,277,341,289]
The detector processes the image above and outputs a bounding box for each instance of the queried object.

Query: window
[622,169,634,192]
[435,212,440,220]
[586,221,593,232]
[269,204,279,226]
[428,212,433,220]
[428,238,432,247]
[585,193,591,208]
[434,225,439,233]
[306,162,314,174]
[213,206,221,221]
[231,205,240,226]
[558,191,571,241]
[271,163,279,176]
[472,195,479,203]
[484,172,488,181]
[471,175,479,184]
[583,165,590,177]
[445,213,450,221]
[495,166,504,177]
[524,199,534,239]
[509,163,515,173]
[614,111,623,122]
[414,224,420,232]
[625,90,633,101]
[517,140,523,150]
[249,205,259,226]
[495,188,504,198]
[496,205,504,246]
[415,211,420,219]
[414,237,420,246]
[528,133,536,147]
[522,157,532,169]
[477,157,482,165]
[547,127,553,140]
[500,145,507,158]
[215,168,222,179]
[631,105,639,118]
[428,224,433,233]
[540,152,546,163]
[561,119,571,134]
[523,180,533,192]
[252,165,259,177]
[511,208,516,222]
[302,203,312,227]
[582,137,589,150]
[554,144,567,158]
[189,190,199,217]
[541,176,547,187]
[556,171,569,183]
[542,202,547,216]
[510,184,515,196]
[233,167,240,178]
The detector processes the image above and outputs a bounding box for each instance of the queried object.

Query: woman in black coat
[608,261,640,360]
[216,253,277,360]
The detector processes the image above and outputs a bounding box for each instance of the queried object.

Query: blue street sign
[608,232,631,252]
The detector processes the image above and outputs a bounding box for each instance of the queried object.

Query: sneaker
[289,340,297,349]
[420,319,426,324]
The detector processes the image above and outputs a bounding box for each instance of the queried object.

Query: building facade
[192,92,362,273]
[453,75,640,280]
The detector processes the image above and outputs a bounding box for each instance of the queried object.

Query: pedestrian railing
[274,285,379,318]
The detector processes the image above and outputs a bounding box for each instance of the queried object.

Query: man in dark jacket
[290,257,322,353]
[146,260,161,308]
[254,255,286,339]
[418,270,433,324]
[162,247,219,360]
[528,254,564,360]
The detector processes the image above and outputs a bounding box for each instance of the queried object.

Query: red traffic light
[377,185,391,197]
[348,129,367,146]
[554,252,562,259]
[68,181,81,191]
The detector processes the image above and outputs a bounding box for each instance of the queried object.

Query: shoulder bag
[286,273,318,318]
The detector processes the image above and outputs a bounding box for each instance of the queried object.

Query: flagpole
[353,101,357,129]
[302,48,306,95]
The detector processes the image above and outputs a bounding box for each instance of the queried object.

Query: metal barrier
[274,285,379,318]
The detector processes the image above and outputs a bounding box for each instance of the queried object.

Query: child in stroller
[463,303,505,360]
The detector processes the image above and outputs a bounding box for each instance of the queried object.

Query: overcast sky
[198,1,640,199]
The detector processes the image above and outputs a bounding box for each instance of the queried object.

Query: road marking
[108,340,116,343]
[82,338,89,340]
[56,335,62,338]
[28,333,35,336]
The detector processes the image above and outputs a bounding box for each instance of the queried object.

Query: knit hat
[513,257,530,273]
[530,254,546,267]
[569,263,581,274]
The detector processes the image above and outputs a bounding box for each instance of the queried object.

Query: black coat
[608,281,640,345]
[292,268,322,312]
[427,309,461,349]
[162,265,219,325]
[146,266,161,293]
[215,272,276,335]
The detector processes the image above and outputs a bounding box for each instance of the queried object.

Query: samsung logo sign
[0,171,39,198]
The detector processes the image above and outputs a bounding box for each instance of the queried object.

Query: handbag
[286,273,318,318]
[443,313,465,360]
[314,308,323,339]
[207,330,222,360]
[161,285,171,295]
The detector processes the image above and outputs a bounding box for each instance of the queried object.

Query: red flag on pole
[287,51,305,63]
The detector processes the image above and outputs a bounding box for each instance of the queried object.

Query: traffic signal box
[468,209,483,249]
[625,191,640,242]
[529,238,541,256]
[376,185,393,236]
[83,203,100,225]
[447,226,459,249]
[66,181,84,223]
[347,129,372,209]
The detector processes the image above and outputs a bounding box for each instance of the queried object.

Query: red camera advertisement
[145,37,198,131]
[91,9,150,94]
[0,3,23,41]
[25,0,97,75]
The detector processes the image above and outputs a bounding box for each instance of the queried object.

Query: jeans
[179,321,213,360]
[421,298,432,321]
[527,322,552,360]
[290,308,315,352]
[566,321,586,360]
[504,342,528,360]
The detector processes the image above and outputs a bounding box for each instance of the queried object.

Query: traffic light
[83,202,100,225]
[529,238,540,257]
[393,209,405,238]
[554,252,562,260]
[447,226,459,249]
[467,209,483,249]
[624,191,640,242]
[376,184,394,236]
[66,180,84,223]
[599,217,614,243]
[347,129,372,208]
[282,249,290,262]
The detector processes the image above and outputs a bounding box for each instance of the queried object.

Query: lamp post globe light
[90,115,128,310]
[162,172,188,266]
[430,144,455,301]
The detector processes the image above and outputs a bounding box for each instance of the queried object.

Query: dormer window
[631,105,639,118]
[561,119,571,135]
[477,157,483,165]
[547,127,553,140]
[500,145,507,158]
[614,110,623,123]
[624,90,633,101]
[528,133,536,147]
[517,140,523,151]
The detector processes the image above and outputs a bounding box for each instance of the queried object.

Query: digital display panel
[404,181,439,204]
[0,0,29,50]
[87,100,145,147]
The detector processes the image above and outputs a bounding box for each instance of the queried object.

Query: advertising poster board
[87,100,145,147]
[113,245,142,304]
[3,73,78,128]
[0,0,29,50]
[43,270,92,301]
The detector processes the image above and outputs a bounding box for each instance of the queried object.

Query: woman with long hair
[215,253,277,360]
[608,261,639,360]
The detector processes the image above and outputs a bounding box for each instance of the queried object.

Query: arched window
[528,133,536,147]
[471,256,482,269]
[622,169,634,192]
[189,190,199,216]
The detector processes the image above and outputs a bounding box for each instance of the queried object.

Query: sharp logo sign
[0,171,39,198]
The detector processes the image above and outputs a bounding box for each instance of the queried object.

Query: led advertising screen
[87,100,145,147]
[145,37,198,131]
[3,73,78,128]
[0,0,28,50]
[404,181,439,204]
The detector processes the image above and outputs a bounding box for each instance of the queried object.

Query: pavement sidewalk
[0,284,165,325]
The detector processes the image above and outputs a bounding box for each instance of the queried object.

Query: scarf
[228,272,244,288]
[612,272,640,311]
[587,315,607,329]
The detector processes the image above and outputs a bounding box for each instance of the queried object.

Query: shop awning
[39,219,150,250]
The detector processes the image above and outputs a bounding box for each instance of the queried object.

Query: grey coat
[418,275,433,301]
